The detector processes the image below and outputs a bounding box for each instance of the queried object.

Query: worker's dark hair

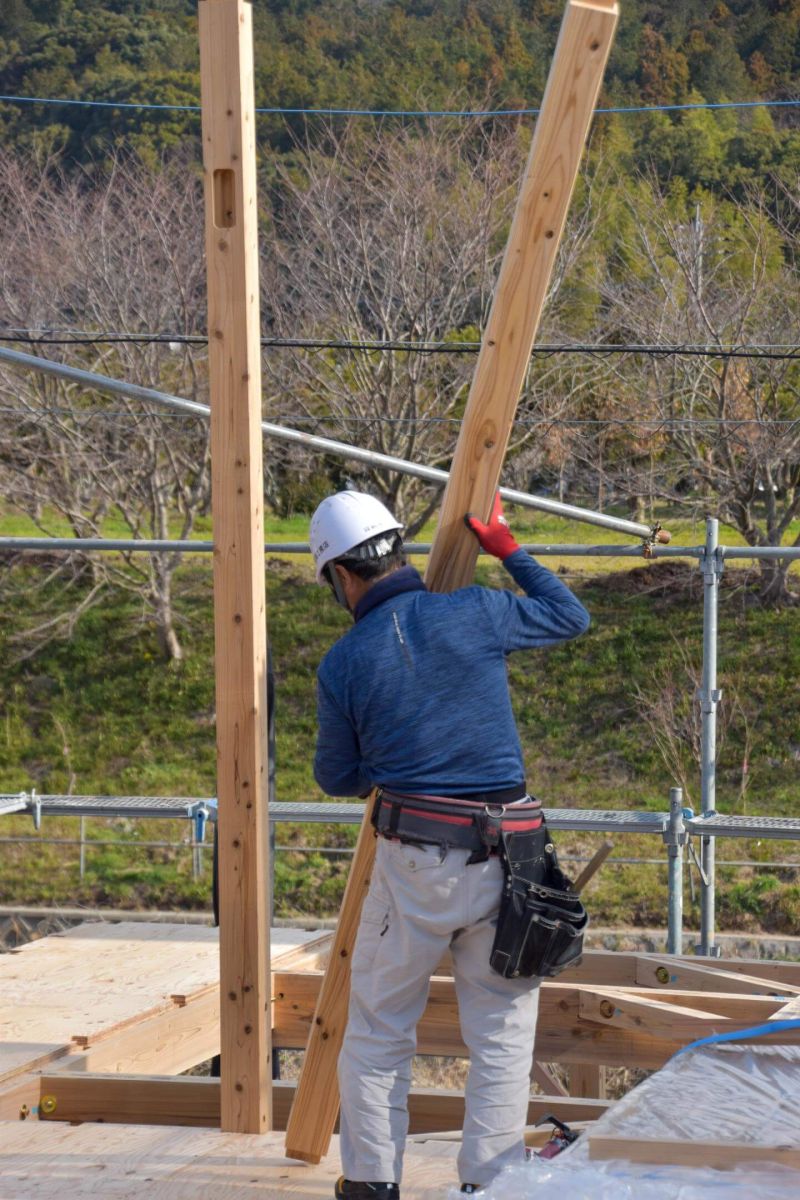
[334,530,406,581]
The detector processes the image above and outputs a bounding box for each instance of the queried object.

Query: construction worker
[309,489,590,1200]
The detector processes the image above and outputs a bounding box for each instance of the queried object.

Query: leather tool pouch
[489,825,588,980]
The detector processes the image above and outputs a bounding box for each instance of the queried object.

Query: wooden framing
[198,0,271,1134]
[283,793,378,1162]
[33,1073,609,1133]
[4,923,800,1194]
[590,1134,800,1171]
[284,0,619,1164]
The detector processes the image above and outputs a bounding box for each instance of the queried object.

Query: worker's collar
[353,566,427,623]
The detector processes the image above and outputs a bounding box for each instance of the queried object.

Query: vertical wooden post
[285,0,618,1165]
[425,0,619,592]
[199,0,272,1134]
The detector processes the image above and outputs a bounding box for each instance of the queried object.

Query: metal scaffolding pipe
[0,536,700,558]
[698,517,722,957]
[0,344,655,539]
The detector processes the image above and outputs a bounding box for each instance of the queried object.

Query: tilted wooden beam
[199,0,272,1135]
[424,0,620,592]
[282,797,378,1161]
[284,0,619,1165]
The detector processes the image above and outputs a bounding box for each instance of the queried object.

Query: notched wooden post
[199,0,272,1135]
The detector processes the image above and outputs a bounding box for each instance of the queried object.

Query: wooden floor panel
[0,1123,459,1199]
[0,923,322,1084]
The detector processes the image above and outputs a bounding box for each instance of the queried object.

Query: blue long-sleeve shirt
[314,550,590,797]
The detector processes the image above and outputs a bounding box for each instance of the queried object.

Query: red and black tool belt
[372,785,543,863]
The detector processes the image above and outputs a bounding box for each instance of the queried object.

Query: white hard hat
[309,491,403,582]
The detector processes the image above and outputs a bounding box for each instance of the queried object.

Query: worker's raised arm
[465,492,590,651]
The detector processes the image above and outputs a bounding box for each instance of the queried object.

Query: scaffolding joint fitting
[641,521,669,558]
[28,789,41,832]
[700,548,725,583]
[696,687,723,713]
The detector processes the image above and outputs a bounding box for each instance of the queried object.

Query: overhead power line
[1,93,799,120]
[2,331,800,361]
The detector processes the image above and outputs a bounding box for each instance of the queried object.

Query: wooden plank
[532,1061,568,1096]
[0,1074,39,1121]
[771,994,800,1020]
[424,0,619,591]
[590,1133,800,1171]
[609,987,785,1023]
[283,797,378,1161]
[570,1063,605,1099]
[198,0,271,1135]
[578,986,800,1046]
[635,955,800,996]
[273,972,684,1069]
[64,986,220,1076]
[283,0,619,1166]
[0,1122,463,1200]
[35,1074,610,1134]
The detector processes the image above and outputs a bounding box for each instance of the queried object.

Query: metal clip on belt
[372,788,543,860]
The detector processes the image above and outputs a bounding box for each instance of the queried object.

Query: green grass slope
[0,524,798,931]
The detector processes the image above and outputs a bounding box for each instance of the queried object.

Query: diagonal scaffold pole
[0,344,667,545]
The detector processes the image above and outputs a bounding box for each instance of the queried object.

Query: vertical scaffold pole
[199,0,272,1132]
[698,517,722,957]
[665,786,685,955]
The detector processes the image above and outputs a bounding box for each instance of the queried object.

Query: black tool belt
[372,785,543,864]
[489,826,588,980]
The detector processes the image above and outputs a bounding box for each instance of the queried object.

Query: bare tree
[633,637,753,812]
[260,120,599,531]
[0,151,210,659]
[601,178,800,605]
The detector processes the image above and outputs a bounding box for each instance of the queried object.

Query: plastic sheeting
[443,1042,800,1199]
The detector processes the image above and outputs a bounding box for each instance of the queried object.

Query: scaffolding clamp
[188,800,211,845]
[642,522,671,558]
[29,789,41,832]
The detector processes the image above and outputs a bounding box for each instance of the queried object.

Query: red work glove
[464,492,521,561]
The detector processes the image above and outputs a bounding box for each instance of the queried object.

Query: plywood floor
[0,1123,459,1199]
[0,923,322,1084]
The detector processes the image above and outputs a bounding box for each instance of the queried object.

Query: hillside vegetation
[2,1,800,190]
[1,517,798,932]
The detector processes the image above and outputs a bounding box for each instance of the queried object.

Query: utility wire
[2,331,800,361]
[1,93,800,119]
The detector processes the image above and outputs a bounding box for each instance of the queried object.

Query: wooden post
[285,0,618,1164]
[425,0,619,592]
[199,0,272,1134]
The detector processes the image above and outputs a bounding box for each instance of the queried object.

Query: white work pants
[338,836,540,1187]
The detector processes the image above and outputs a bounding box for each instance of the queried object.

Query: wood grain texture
[199,0,271,1134]
[0,1123,461,1200]
[424,0,619,593]
[283,800,379,1163]
[589,1134,800,1171]
[569,1063,605,1099]
[33,1074,610,1134]
[283,0,619,1165]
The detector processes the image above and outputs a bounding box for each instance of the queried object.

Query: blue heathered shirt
[313,550,590,797]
